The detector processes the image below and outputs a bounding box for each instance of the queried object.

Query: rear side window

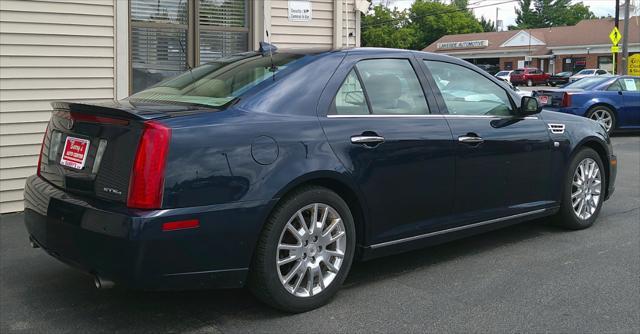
[513,70,524,74]
[424,60,513,116]
[332,70,370,115]
[331,59,430,116]
[356,59,430,115]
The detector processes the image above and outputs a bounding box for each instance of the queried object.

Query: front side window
[620,78,640,92]
[355,59,430,115]
[424,61,513,116]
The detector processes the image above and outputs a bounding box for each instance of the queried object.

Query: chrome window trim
[369,208,549,249]
[326,114,538,120]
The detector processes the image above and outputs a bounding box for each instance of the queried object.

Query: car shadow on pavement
[7,217,567,327]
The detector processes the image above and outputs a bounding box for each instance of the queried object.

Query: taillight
[36,125,49,177]
[127,121,171,209]
[561,92,572,107]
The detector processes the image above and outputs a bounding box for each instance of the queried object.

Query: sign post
[609,27,622,73]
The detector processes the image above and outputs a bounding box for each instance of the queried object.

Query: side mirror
[520,96,541,115]
[344,91,365,106]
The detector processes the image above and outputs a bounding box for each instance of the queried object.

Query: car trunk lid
[38,101,207,205]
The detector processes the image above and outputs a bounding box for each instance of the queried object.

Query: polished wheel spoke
[571,158,602,220]
[277,203,347,298]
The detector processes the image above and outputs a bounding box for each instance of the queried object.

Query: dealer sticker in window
[60,136,90,170]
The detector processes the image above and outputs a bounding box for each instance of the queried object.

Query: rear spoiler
[51,101,167,121]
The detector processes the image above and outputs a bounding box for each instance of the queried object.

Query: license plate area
[60,136,90,170]
[537,95,549,105]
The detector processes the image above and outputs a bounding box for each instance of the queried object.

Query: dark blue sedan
[534,76,640,134]
[24,47,617,312]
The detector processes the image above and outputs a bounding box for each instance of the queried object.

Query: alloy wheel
[589,109,613,132]
[276,203,347,297]
[571,158,602,220]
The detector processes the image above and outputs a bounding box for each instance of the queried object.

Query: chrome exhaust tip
[29,237,39,249]
[94,275,115,289]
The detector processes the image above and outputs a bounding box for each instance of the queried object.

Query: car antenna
[176,0,194,82]
[260,31,278,78]
[178,39,195,82]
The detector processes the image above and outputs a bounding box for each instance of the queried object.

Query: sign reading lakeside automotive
[288,0,312,22]
[437,40,489,50]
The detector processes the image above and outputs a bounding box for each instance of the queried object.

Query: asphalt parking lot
[1,135,638,334]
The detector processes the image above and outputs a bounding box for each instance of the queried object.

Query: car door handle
[351,135,385,145]
[458,136,484,144]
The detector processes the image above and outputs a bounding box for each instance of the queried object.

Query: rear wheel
[587,106,616,134]
[554,148,605,229]
[249,186,355,313]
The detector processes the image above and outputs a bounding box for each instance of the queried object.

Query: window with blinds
[199,0,249,64]
[130,0,249,94]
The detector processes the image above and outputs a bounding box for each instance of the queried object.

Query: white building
[0,0,364,213]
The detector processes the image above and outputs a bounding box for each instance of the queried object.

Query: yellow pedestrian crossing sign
[609,27,622,45]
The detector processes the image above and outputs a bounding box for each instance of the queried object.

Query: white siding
[270,0,335,49]
[0,0,116,213]
[341,0,359,47]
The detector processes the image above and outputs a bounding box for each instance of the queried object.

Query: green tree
[513,0,596,29]
[479,16,495,32]
[408,0,483,49]
[361,5,416,49]
[451,0,469,10]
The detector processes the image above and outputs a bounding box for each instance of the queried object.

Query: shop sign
[288,1,312,22]
[437,40,489,49]
[629,54,640,76]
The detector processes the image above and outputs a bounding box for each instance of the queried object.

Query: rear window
[496,71,510,76]
[557,72,572,76]
[128,53,305,108]
[577,69,595,75]
[565,77,611,89]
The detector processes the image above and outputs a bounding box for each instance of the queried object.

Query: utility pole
[621,0,631,74]
[495,7,499,32]
[614,0,620,74]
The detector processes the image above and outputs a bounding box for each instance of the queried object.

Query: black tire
[553,148,606,230]
[248,186,356,313]
[586,105,616,134]
[549,82,557,87]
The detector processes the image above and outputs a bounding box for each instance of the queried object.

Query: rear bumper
[24,175,272,290]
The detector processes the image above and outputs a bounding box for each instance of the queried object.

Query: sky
[371,0,623,29]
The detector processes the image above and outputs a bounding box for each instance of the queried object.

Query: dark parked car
[547,71,573,86]
[534,75,640,134]
[510,67,550,86]
[25,48,617,313]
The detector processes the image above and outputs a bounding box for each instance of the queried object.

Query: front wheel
[587,106,616,134]
[553,148,605,229]
[248,186,356,313]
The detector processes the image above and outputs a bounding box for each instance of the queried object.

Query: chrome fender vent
[548,123,566,134]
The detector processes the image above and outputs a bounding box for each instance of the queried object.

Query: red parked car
[510,68,550,87]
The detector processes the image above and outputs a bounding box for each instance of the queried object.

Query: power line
[362,0,518,28]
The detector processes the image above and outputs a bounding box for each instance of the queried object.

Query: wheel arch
[572,138,611,198]
[267,171,370,253]
[585,102,618,126]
